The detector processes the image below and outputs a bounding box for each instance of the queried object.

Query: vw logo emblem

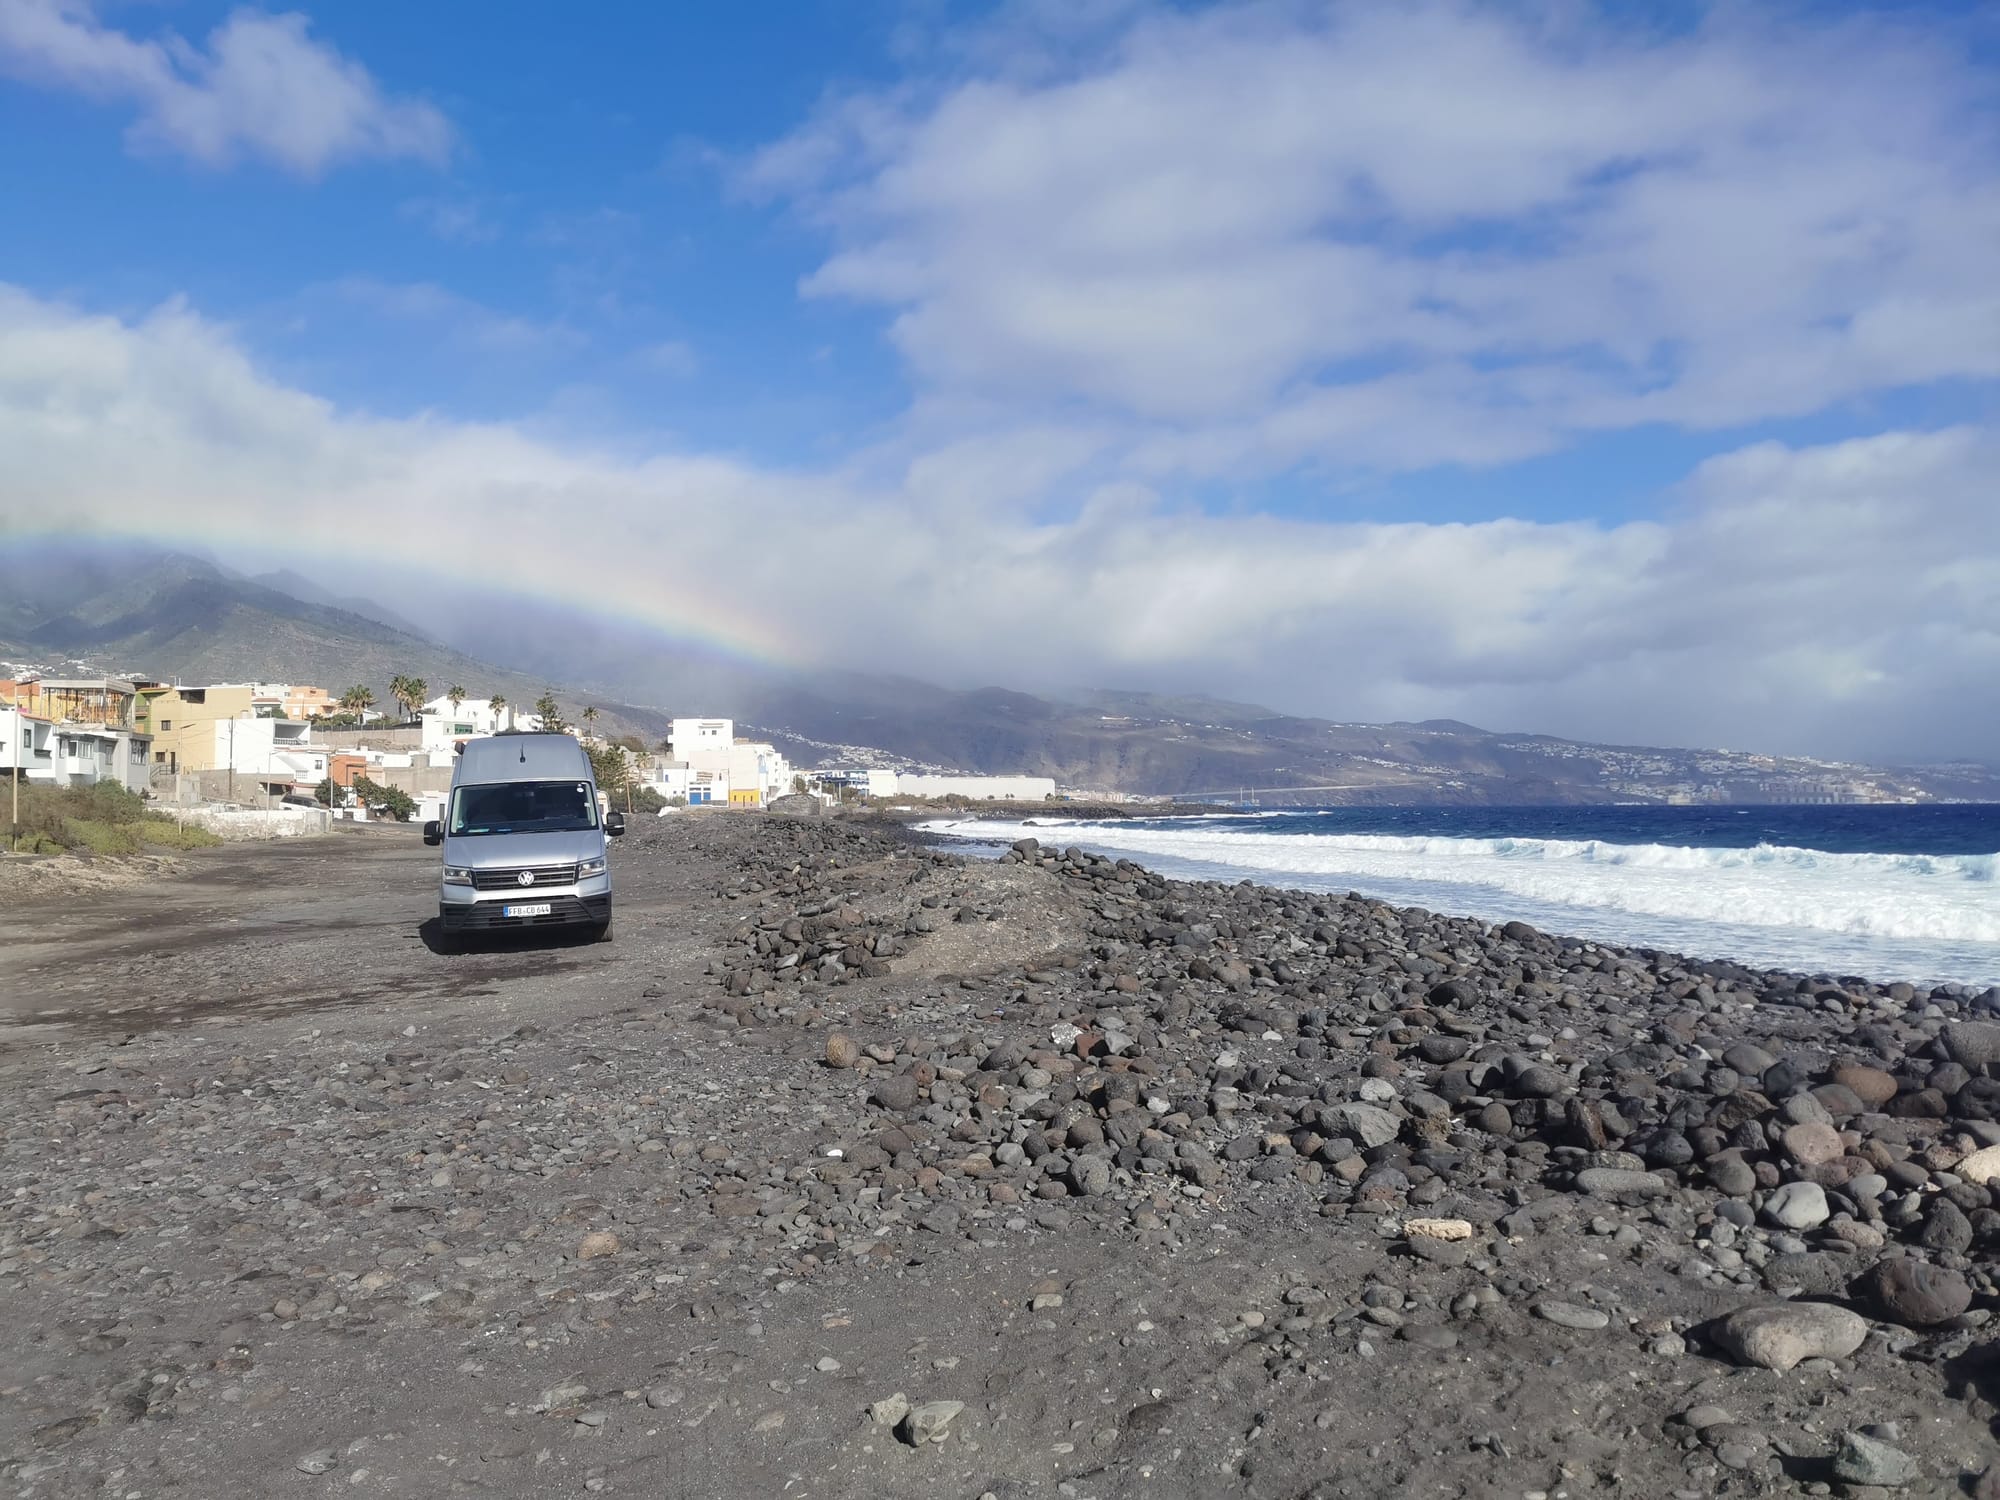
[517,870,535,887]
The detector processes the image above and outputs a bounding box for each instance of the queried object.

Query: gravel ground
[5,813,2000,1499]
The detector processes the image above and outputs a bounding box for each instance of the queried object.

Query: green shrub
[351,775,417,822]
[141,821,223,850]
[65,820,147,855]
[3,778,220,854]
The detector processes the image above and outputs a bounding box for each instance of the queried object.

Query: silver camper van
[424,732,624,945]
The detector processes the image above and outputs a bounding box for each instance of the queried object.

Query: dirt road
[4,817,1998,1498]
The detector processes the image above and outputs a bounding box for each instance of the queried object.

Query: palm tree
[405,677,428,721]
[488,693,508,730]
[447,685,465,718]
[341,685,376,719]
[581,705,600,742]
[387,675,409,721]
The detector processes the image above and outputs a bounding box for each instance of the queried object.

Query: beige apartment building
[143,683,322,774]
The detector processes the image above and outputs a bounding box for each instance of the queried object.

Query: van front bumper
[439,889,611,932]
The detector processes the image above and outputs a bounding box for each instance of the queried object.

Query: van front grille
[471,863,581,891]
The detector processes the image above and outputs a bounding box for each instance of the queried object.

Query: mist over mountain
[0,538,617,726]
[4,537,1992,804]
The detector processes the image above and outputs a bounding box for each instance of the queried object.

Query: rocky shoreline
[6,814,2000,1497]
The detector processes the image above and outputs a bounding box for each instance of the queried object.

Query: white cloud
[0,285,1994,761]
[752,1,2000,474]
[0,1,451,174]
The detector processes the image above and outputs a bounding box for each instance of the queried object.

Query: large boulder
[1867,1259,1972,1327]
[1942,1022,2000,1071]
[1712,1303,1868,1372]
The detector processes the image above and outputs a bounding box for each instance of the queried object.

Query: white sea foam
[924,818,2000,984]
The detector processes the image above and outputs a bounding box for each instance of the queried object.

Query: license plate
[501,902,552,918]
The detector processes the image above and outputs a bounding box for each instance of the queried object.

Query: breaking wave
[923,819,2000,984]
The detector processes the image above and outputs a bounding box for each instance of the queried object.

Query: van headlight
[578,856,607,878]
[443,865,474,887]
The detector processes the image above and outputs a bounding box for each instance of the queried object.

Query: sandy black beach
[5,811,2000,1497]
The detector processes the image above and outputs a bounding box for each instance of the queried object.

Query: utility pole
[228,715,236,803]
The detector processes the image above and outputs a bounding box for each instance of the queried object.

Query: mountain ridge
[2,537,1993,804]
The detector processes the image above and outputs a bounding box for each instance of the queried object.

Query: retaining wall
[177,807,333,840]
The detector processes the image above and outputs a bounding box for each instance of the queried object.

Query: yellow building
[728,788,762,807]
[146,684,257,771]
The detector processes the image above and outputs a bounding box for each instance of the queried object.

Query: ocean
[922,805,2000,989]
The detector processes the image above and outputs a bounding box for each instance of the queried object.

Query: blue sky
[0,3,924,458]
[1,0,1997,758]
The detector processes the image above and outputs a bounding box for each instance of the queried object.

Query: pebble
[1325,1103,1399,1149]
[1761,1181,1829,1231]
[899,1400,965,1445]
[1575,1167,1669,1201]
[825,1033,861,1069]
[1956,1144,2000,1185]
[1533,1301,1610,1331]
[1831,1431,1919,1488]
[1403,1217,1474,1242]
[1780,1121,1844,1166]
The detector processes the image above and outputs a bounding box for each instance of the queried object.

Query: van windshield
[449,780,599,836]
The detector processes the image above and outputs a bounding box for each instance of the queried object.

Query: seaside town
[0,671,1062,830]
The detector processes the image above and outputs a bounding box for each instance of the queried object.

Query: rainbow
[0,520,803,672]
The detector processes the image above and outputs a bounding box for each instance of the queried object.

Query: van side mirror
[604,811,626,837]
[422,820,443,845]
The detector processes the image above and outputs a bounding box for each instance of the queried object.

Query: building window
[160,719,172,730]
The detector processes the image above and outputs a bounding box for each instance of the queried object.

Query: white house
[643,760,693,801]
[420,693,533,752]
[51,726,155,793]
[668,718,733,759]
[2,707,56,785]
[2,711,155,794]
[192,715,319,777]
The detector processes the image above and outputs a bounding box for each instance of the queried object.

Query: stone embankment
[5,814,2000,1497]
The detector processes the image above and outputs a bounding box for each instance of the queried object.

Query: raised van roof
[452,731,593,785]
